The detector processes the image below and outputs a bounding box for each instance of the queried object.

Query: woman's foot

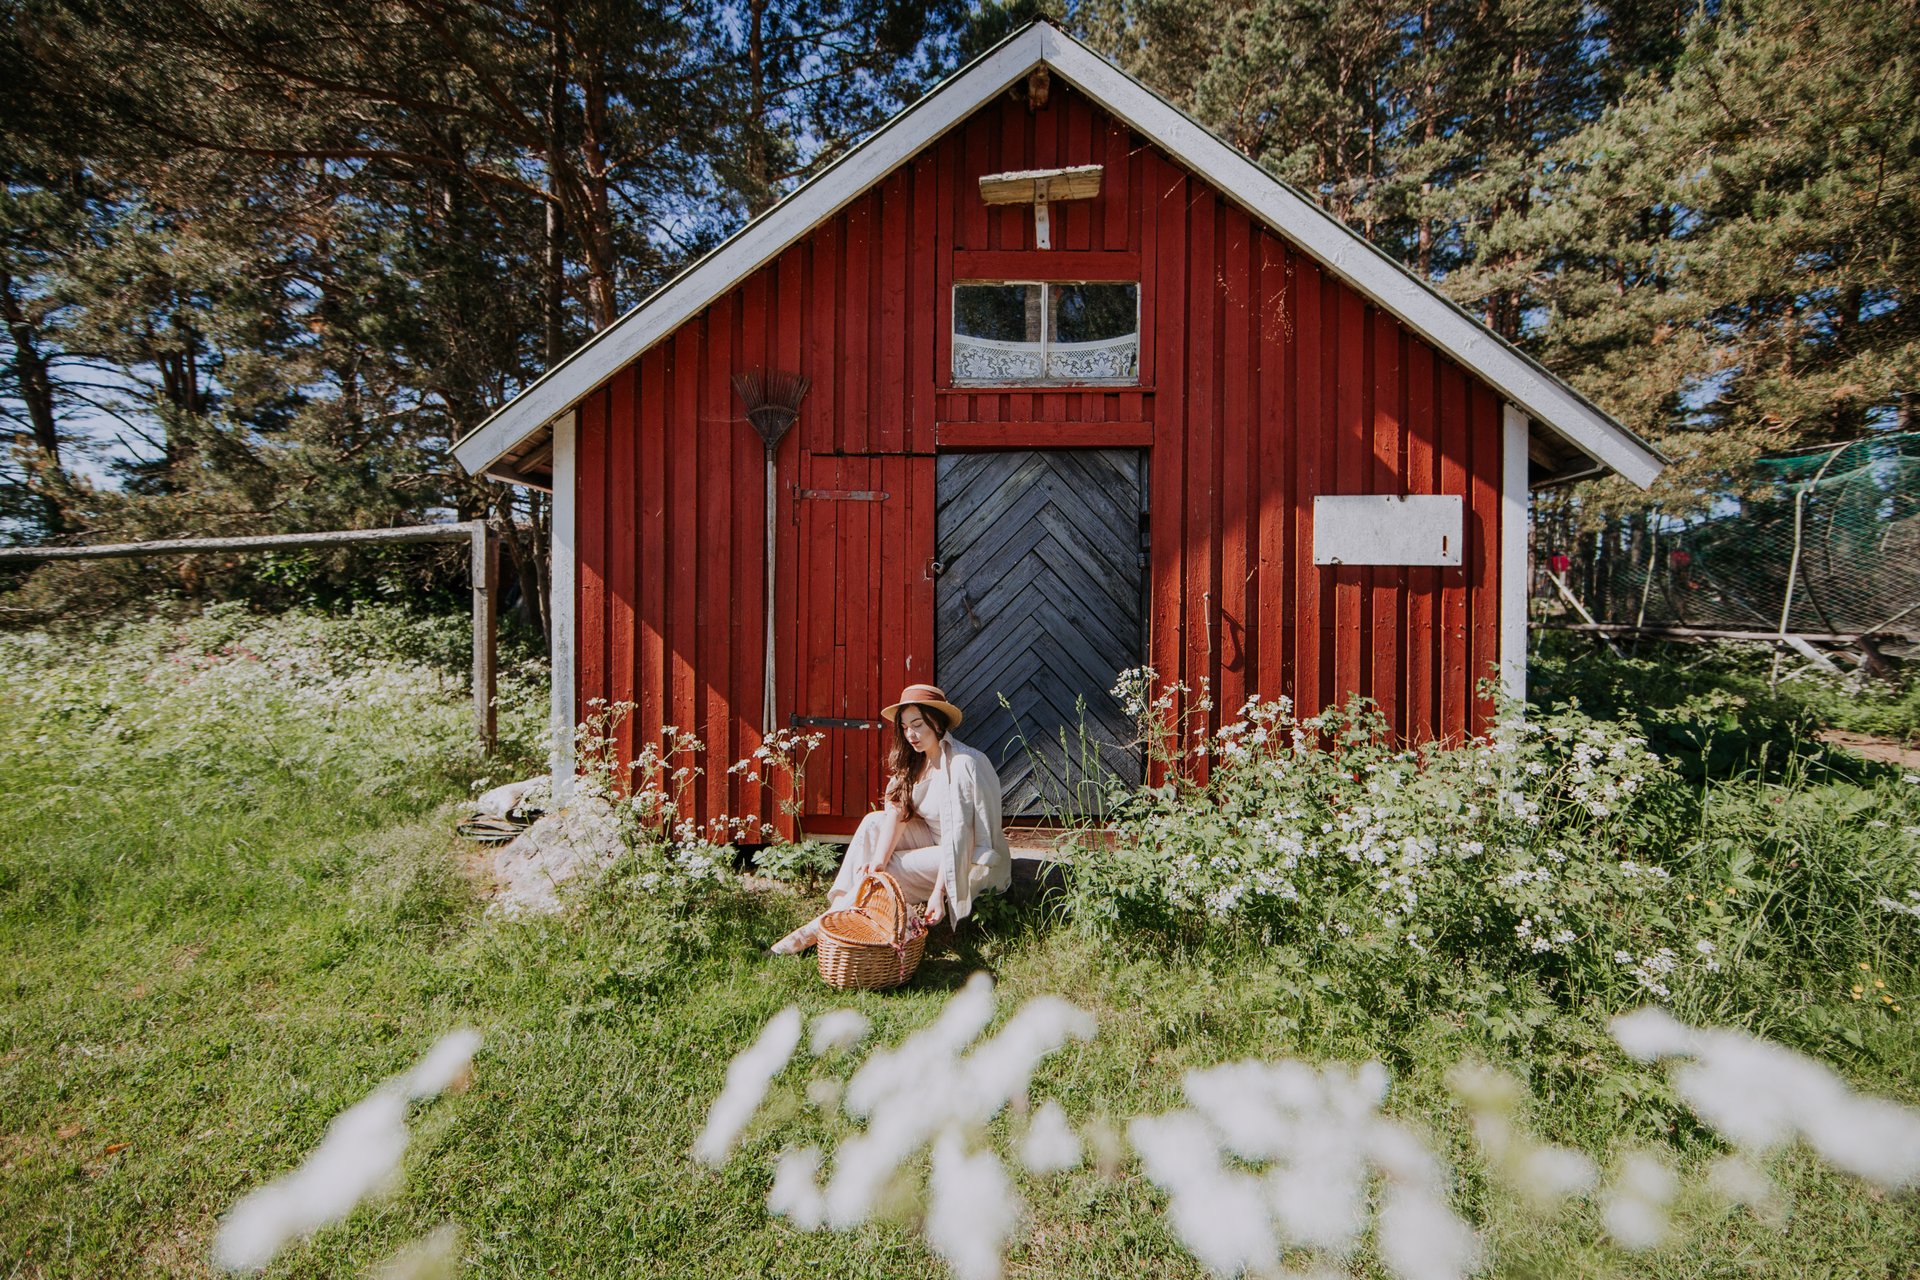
[770,919,821,955]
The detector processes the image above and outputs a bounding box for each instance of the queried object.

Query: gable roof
[453,20,1664,490]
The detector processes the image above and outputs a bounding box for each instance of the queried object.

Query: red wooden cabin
[454,21,1663,835]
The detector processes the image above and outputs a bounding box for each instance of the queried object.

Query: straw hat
[880,683,964,729]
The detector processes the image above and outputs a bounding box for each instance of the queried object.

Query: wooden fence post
[470,519,498,754]
[2,522,508,754]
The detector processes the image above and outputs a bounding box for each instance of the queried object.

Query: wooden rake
[732,369,812,732]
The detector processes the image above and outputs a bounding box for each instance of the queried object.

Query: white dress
[827,774,946,910]
[824,735,1014,921]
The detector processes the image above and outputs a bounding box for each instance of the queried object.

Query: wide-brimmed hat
[880,683,964,729]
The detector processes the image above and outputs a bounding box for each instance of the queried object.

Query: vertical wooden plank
[998,96,1029,249]
[962,111,991,250]
[669,324,701,768]
[607,366,637,784]
[1370,310,1402,737]
[829,457,853,812]
[1318,270,1343,712]
[1218,206,1251,720]
[1184,187,1216,752]
[877,454,904,703]
[694,301,733,832]
[935,140,957,412]
[1103,118,1130,251]
[912,153,938,455]
[879,170,908,454]
[1404,338,1438,744]
[1148,159,1186,758]
[770,423,800,838]
[807,225,839,456]
[910,456,937,687]
[802,454,835,814]
[577,386,609,723]
[843,195,873,454]
[639,348,668,761]
[1064,93,1093,249]
[1438,361,1470,740]
[1469,380,1503,734]
[1134,141,1157,387]
[1332,288,1366,713]
[837,460,868,809]
[1291,258,1322,719]
[1255,235,1289,701]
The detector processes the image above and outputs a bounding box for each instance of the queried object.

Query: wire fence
[1535,432,1920,652]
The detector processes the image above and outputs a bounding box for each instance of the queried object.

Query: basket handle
[854,870,908,948]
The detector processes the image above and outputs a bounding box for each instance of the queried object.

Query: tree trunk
[544,0,568,365]
[0,266,71,535]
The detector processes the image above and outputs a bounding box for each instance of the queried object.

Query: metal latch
[790,715,886,730]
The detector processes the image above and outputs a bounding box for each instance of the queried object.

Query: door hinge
[790,714,886,730]
[794,488,890,502]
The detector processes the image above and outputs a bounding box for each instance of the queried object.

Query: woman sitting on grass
[771,684,1013,954]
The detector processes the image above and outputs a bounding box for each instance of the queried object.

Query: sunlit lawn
[2,611,1918,1277]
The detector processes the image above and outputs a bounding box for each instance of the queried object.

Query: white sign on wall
[1312,495,1464,566]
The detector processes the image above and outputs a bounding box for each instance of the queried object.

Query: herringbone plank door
[935,449,1145,816]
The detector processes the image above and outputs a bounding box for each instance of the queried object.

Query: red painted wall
[571,82,1505,835]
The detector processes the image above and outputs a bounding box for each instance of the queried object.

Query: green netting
[1553,432,1920,641]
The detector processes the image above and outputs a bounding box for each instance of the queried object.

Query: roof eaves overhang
[456,20,1665,493]
[451,23,1061,478]
[1030,27,1666,490]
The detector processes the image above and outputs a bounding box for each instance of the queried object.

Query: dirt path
[1818,729,1920,771]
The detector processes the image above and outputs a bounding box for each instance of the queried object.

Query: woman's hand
[923,887,945,926]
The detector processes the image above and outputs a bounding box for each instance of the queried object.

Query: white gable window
[952,282,1139,385]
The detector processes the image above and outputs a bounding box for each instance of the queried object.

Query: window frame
[949,280,1141,388]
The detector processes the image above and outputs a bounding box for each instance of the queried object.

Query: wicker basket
[817,870,927,991]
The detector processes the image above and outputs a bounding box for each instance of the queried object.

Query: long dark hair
[885,704,951,821]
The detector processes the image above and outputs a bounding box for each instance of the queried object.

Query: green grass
[2,610,1918,1278]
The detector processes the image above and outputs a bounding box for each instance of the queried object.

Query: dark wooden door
[935,449,1146,816]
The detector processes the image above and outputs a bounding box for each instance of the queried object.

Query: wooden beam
[977,164,1103,204]
[936,420,1153,449]
[953,249,1140,281]
[0,524,474,561]
[1,521,505,755]
[1540,623,1908,644]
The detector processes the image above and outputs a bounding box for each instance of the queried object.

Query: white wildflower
[844,973,994,1118]
[368,1225,461,1280]
[212,1031,482,1274]
[1021,1100,1082,1175]
[403,1029,481,1099]
[766,1146,826,1229]
[1601,1151,1676,1250]
[1611,1008,1920,1188]
[1376,1183,1481,1280]
[809,1009,872,1056]
[213,1091,410,1273]
[927,1131,1019,1280]
[693,1006,802,1166]
[1705,1154,1778,1214]
[1129,1111,1277,1276]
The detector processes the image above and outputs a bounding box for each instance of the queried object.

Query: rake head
[731,369,812,452]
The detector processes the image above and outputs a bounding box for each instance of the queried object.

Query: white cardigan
[927,735,1013,921]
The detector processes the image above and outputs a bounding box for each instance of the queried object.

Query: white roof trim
[454,22,1664,491]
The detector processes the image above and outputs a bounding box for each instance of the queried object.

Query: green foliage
[2,608,1919,1275]
[1534,634,1920,767]
[1056,670,1920,1057]
[751,838,844,885]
